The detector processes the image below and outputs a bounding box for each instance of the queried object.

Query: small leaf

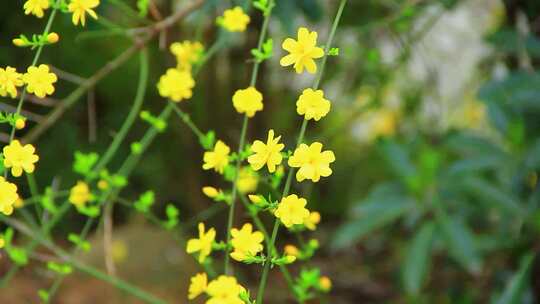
[402,221,435,295]
[495,253,534,304]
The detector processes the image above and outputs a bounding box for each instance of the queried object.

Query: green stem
[224,0,276,276]
[172,104,205,140]
[26,173,42,224]
[256,1,348,302]
[94,49,149,173]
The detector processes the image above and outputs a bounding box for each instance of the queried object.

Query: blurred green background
[1,0,540,303]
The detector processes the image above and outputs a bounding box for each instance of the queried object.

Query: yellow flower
[206,275,246,304]
[288,142,335,182]
[284,244,300,257]
[188,272,207,300]
[69,181,91,208]
[248,194,262,204]
[157,68,195,102]
[15,119,26,130]
[280,27,324,74]
[23,0,50,18]
[68,0,100,26]
[247,129,284,173]
[304,211,321,231]
[232,87,263,117]
[236,167,258,194]
[0,177,19,216]
[202,186,220,198]
[230,223,264,262]
[46,32,60,44]
[0,67,23,99]
[3,140,39,177]
[170,41,204,71]
[203,140,230,174]
[186,222,216,263]
[274,194,310,228]
[319,276,332,291]
[22,64,57,98]
[296,88,331,121]
[219,7,250,32]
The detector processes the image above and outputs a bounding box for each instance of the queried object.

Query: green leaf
[495,253,534,304]
[137,0,149,17]
[332,188,414,249]
[461,177,523,216]
[134,190,155,213]
[378,139,420,192]
[402,221,435,295]
[73,151,99,177]
[436,209,481,274]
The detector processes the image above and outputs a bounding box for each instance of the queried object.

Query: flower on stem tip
[247,129,284,173]
[280,27,324,74]
[188,272,207,300]
[0,177,19,216]
[274,194,310,228]
[186,222,216,263]
[230,223,264,262]
[0,67,23,99]
[232,87,263,118]
[157,68,195,102]
[22,64,57,98]
[288,142,335,182]
[170,41,204,71]
[219,7,250,33]
[68,0,100,26]
[202,140,230,174]
[69,181,91,208]
[23,0,50,18]
[206,275,246,304]
[3,140,39,177]
[296,88,331,121]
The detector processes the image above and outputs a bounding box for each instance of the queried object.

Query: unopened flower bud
[47,32,59,44]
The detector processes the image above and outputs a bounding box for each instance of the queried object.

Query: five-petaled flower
[186,222,216,263]
[274,194,310,228]
[232,87,264,118]
[69,181,91,208]
[288,142,335,182]
[23,0,50,18]
[0,177,19,216]
[230,223,264,262]
[280,27,324,74]
[296,88,331,121]
[68,0,100,26]
[206,275,246,304]
[0,67,23,99]
[157,68,195,102]
[220,7,250,32]
[248,129,284,173]
[170,41,204,71]
[188,272,208,300]
[3,140,39,177]
[202,140,230,174]
[22,64,57,98]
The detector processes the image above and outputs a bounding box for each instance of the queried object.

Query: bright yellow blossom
[280,27,324,74]
[46,32,60,44]
[248,194,262,204]
[22,64,57,98]
[0,67,23,98]
[23,0,50,18]
[170,41,204,71]
[186,222,216,263]
[319,276,332,291]
[236,167,258,194]
[0,177,19,216]
[232,87,263,117]
[284,244,300,257]
[248,130,284,173]
[188,272,207,300]
[202,140,230,174]
[219,7,250,32]
[206,275,246,304]
[288,142,335,182]
[202,186,220,198]
[15,119,26,130]
[3,140,39,177]
[68,0,100,26]
[69,181,91,208]
[296,88,331,121]
[230,223,264,262]
[304,211,321,230]
[157,68,195,102]
[274,194,310,228]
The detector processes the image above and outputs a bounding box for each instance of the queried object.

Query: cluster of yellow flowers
[24,0,100,26]
[189,273,247,304]
[0,64,57,99]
